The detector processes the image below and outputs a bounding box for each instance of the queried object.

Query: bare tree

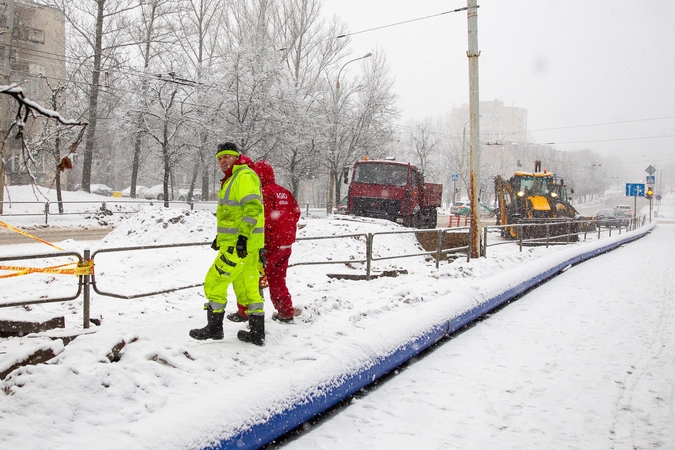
[49,0,138,193]
[170,0,227,200]
[37,77,69,212]
[143,79,191,206]
[325,50,399,207]
[0,84,87,207]
[269,0,349,196]
[123,0,178,198]
[408,120,437,177]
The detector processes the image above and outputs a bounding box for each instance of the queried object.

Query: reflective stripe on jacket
[215,163,264,251]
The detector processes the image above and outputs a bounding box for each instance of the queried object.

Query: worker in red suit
[227,160,301,324]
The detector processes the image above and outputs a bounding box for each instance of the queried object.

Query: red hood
[222,154,255,180]
[253,160,276,186]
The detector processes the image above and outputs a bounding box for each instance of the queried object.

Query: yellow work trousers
[203,246,264,316]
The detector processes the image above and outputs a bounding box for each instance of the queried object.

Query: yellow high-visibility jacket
[215,163,264,252]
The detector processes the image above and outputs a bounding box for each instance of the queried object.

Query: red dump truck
[343,158,443,229]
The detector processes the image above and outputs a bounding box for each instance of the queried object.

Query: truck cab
[344,159,442,229]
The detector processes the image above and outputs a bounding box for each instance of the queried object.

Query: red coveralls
[236,160,301,320]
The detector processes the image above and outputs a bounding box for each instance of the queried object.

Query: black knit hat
[216,142,239,158]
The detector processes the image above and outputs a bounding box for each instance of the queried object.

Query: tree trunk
[81,0,106,193]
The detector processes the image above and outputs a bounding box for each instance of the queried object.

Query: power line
[331,6,474,40]
[530,115,675,132]
[546,134,675,145]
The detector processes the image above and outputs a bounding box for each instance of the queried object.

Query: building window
[18,26,45,44]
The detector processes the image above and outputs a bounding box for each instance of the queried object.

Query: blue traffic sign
[646,175,655,184]
[625,183,645,197]
[451,173,459,181]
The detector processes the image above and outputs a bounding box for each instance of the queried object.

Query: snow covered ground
[286,212,675,450]
[1,185,673,449]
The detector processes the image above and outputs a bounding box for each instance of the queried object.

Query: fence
[1,216,646,330]
[0,200,212,225]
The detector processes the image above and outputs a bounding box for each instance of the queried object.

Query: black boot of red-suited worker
[189,306,224,340]
[237,315,265,346]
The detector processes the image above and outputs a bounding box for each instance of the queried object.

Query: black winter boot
[227,312,248,323]
[189,307,224,340]
[237,315,265,346]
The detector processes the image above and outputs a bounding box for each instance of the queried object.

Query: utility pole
[467,0,481,258]
[0,0,14,214]
[327,53,372,214]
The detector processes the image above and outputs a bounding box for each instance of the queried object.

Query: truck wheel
[424,209,438,229]
[402,215,416,228]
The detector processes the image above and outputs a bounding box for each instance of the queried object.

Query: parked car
[596,208,630,228]
[450,201,495,217]
[178,188,202,202]
[334,196,349,214]
[144,184,179,201]
[614,210,632,226]
[89,184,113,196]
[615,204,633,216]
[450,201,470,216]
[121,185,149,198]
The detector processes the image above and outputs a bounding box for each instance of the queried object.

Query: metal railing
[0,200,210,224]
[0,216,646,328]
[1,199,333,226]
[482,216,645,256]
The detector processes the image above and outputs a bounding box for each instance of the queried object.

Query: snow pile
[99,206,215,247]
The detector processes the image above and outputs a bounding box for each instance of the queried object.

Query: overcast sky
[321,0,675,182]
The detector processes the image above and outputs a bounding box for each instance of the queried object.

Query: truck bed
[422,183,443,207]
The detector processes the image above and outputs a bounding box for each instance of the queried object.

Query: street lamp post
[327,52,372,214]
[497,131,520,175]
[642,154,657,222]
[458,119,470,203]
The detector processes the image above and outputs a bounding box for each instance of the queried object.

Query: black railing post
[366,233,373,281]
[436,229,443,269]
[82,249,91,329]
[482,226,488,257]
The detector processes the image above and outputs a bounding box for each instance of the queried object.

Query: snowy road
[286,223,675,449]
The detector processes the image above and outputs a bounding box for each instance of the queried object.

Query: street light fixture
[497,131,522,174]
[327,52,373,214]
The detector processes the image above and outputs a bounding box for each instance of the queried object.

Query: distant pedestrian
[189,142,266,345]
[227,160,301,324]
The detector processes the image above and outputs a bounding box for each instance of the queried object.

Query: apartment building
[2,0,66,185]
[451,99,528,144]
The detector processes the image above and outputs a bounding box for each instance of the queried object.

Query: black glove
[259,249,267,269]
[236,235,248,258]
[211,237,219,251]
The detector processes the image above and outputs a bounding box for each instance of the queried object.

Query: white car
[144,184,179,201]
[450,201,495,217]
[89,184,113,196]
[450,201,470,216]
[615,204,633,216]
[121,185,149,198]
[178,188,202,202]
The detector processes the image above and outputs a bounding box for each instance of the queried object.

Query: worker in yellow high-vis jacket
[189,142,266,346]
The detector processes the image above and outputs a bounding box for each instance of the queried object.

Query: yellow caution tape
[0,220,64,251]
[0,260,94,279]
